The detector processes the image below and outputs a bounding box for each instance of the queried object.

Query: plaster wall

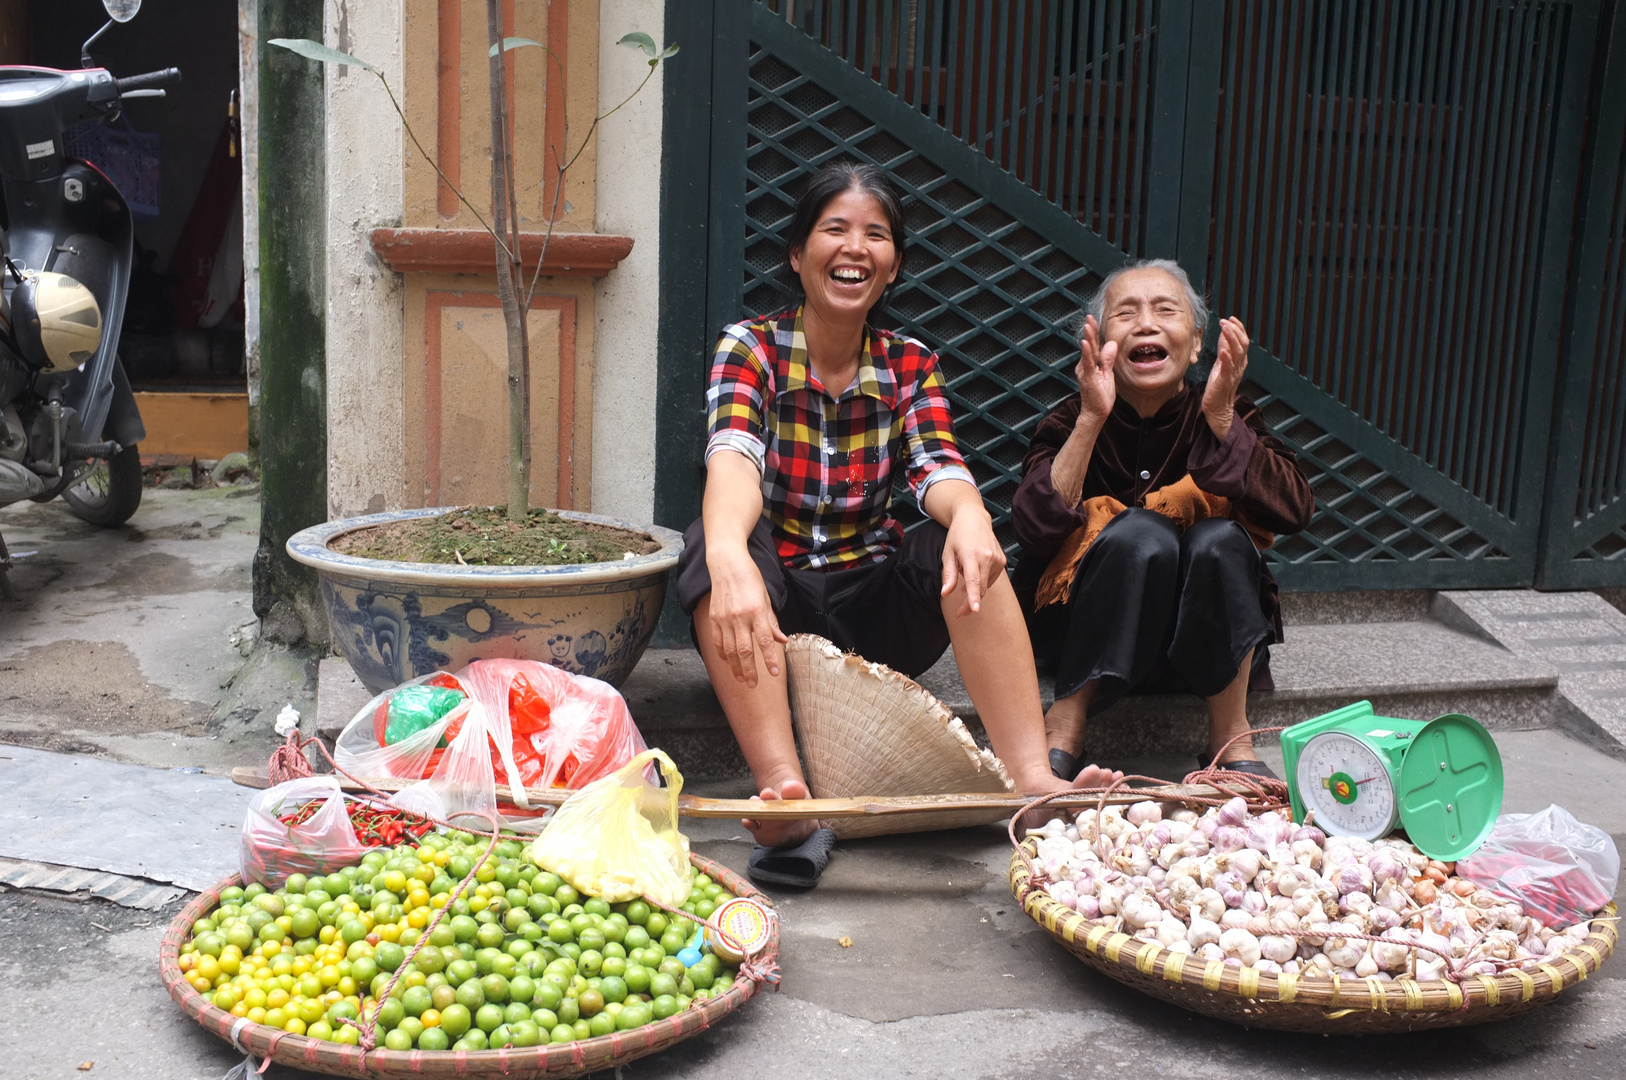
[323,0,407,517]
[590,0,664,524]
[239,0,260,409]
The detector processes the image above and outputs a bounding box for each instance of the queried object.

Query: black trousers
[676,517,953,679]
[1030,509,1272,710]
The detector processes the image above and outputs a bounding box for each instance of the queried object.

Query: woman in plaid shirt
[676,164,1119,883]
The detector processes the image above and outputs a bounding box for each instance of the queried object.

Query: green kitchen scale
[1279,700,1505,861]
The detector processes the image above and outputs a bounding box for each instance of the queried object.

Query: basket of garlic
[1008,794,1617,1033]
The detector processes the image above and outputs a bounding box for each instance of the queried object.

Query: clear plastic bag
[529,749,691,907]
[239,776,366,888]
[1456,805,1620,928]
[332,659,648,827]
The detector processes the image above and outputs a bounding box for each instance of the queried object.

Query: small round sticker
[707,897,773,962]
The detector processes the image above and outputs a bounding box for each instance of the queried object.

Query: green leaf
[618,31,658,58]
[268,38,378,73]
[491,36,546,56]
[660,43,681,59]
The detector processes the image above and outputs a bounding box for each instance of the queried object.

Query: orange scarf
[1032,474,1275,610]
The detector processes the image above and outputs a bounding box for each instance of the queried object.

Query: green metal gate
[654,0,1626,591]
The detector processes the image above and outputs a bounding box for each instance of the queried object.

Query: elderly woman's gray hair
[1079,258,1210,340]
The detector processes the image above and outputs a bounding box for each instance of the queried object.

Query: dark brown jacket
[1011,384,1314,653]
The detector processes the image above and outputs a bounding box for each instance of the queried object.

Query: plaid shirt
[706,307,974,570]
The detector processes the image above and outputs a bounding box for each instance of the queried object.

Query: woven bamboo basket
[160,853,778,1078]
[1010,837,1617,1034]
[784,634,1013,838]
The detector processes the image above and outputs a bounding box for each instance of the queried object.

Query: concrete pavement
[2,490,1625,1079]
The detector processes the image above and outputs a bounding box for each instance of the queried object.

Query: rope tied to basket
[1007,728,1295,904]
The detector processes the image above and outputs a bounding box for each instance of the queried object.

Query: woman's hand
[939,496,1007,618]
[1202,316,1250,441]
[705,546,786,687]
[1075,314,1119,428]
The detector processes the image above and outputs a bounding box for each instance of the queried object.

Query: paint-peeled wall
[324,0,406,517]
[590,0,664,525]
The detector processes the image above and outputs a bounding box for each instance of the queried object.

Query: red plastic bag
[333,659,647,825]
[239,777,366,888]
[1457,805,1620,928]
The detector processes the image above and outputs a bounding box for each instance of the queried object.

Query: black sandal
[1049,748,1081,782]
[1199,756,1279,781]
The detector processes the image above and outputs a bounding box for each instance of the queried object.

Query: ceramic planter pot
[286,507,683,695]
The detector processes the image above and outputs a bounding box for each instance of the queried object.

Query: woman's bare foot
[741,777,821,848]
[1014,762,1125,835]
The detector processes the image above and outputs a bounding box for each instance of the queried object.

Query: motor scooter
[0,0,177,596]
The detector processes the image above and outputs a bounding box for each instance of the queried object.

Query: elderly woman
[678,163,1118,887]
[1011,259,1314,781]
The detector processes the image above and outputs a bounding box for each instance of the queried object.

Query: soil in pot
[330,506,661,566]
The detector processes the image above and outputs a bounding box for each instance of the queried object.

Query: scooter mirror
[103,0,141,22]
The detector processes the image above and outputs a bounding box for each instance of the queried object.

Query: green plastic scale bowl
[1279,700,1504,862]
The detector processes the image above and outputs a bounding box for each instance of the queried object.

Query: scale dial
[1294,732,1398,841]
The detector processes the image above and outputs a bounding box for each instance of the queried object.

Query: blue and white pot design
[286,508,682,694]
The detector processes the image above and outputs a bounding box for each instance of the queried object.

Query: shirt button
[1139,470,1151,480]
[821,496,832,505]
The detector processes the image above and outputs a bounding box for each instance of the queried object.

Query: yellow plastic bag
[528,749,691,908]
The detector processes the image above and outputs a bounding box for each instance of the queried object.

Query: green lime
[383,1029,414,1051]
[474,1003,505,1032]
[624,965,652,994]
[588,1011,616,1036]
[401,985,433,1017]
[617,1002,652,1030]
[417,1026,450,1051]
[598,976,628,1004]
[550,1023,577,1044]
[503,1000,532,1024]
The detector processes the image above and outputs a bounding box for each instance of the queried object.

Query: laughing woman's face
[1101,267,1201,412]
[790,187,900,327]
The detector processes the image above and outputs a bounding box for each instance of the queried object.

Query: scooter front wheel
[61,443,143,526]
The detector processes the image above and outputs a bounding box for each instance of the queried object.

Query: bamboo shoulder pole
[231,767,1221,820]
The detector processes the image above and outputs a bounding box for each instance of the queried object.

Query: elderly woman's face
[1101,268,1200,409]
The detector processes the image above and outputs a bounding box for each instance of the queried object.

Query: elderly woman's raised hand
[1202,316,1250,441]
[1074,314,1118,430]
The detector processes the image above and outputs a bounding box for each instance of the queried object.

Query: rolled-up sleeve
[704,328,769,473]
[901,363,973,506]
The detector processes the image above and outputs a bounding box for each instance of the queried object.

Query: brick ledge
[369,228,634,277]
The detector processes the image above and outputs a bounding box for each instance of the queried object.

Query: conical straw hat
[784,634,1013,838]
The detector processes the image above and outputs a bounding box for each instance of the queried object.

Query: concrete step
[315,591,1588,783]
[621,615,1563,780]
[1434,589,1626,757]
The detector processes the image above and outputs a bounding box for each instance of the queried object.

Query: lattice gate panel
[1207,0,1577,523]
[743,44,1102,547]
[1537,14,1626,587]
[756,0,1163,257]
[1240,379,1509,571]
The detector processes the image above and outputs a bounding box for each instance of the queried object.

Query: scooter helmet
[11,272,103,372]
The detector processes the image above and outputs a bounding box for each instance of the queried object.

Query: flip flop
[748,827,836,889]
[1198,756,1279,781]
[1049,748,1081,782]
